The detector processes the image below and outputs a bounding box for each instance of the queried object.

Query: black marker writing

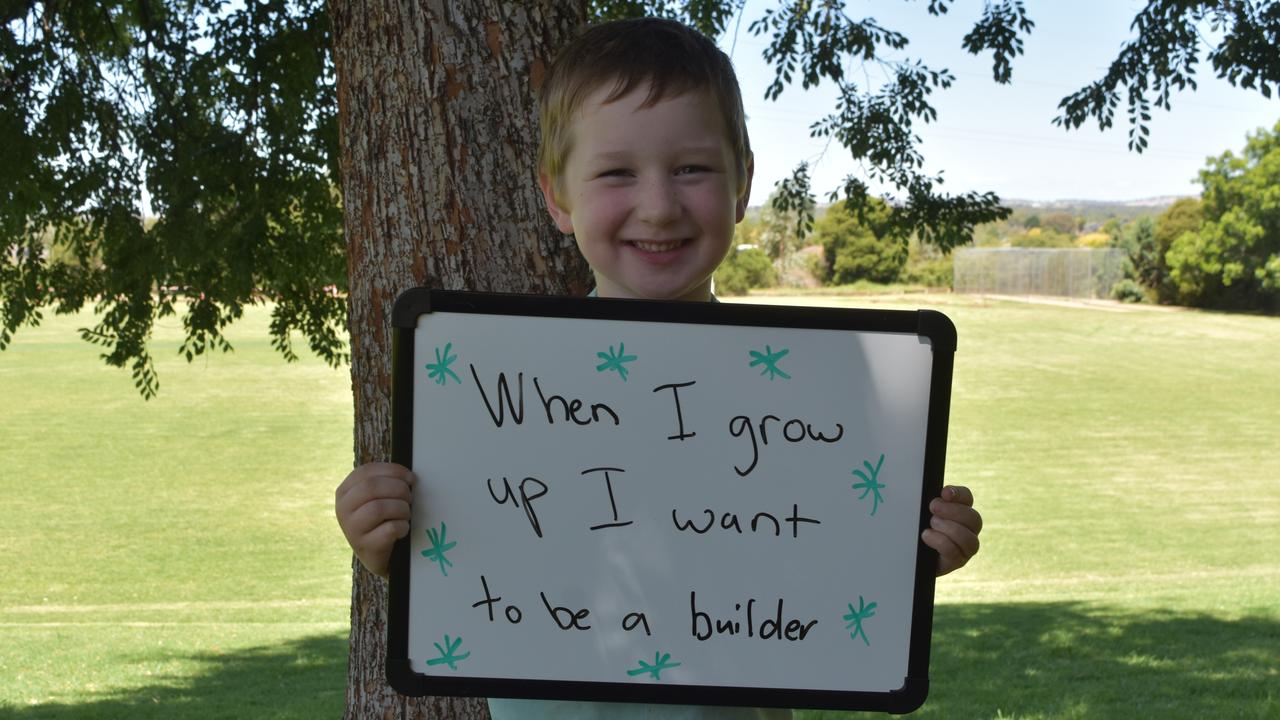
[653,381,697,441]
[581,466,633,531]
[540,592,592,630]
[690,591,818,642]
[729,413,845,476]
[534,376,620,426]
[622,611,652,636]
[470,364,525,427]
[472,575,524,624]
[487,476,548,537]
[671,503,820,538]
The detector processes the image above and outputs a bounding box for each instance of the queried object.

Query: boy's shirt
[488,699,790,720]
[586,289,721,302]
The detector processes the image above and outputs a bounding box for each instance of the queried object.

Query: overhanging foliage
[3,0,1276,395]
[1,0,343,397]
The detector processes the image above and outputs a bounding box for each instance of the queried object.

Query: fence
[953,247,1128,299]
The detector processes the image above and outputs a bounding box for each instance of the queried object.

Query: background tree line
[718,120,1280,314]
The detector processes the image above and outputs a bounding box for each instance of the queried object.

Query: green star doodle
[843,597,877,646]
[851,454,886,516]
[421,522,457,576]
[748,345,791,381]
[425,342,461,385]
[627,651,682,680]
[425,635,471,670]
[596,342,638,381]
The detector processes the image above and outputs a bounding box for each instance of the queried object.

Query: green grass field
[0,306,355,719]
[2,296,1277,719]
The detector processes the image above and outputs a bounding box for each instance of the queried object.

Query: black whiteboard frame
[385,288,955,714]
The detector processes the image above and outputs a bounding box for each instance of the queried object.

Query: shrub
[1110,278,1146,303]
[714,247,777,296]
[814,199,907,284]
[801,246,827,284]
[902,256,953,288]
[1076,232,1111,248]
[903,240,953,288]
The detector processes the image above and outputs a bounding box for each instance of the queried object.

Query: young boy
[335,17,981,718]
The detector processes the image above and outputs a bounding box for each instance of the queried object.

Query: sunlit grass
[2,296,1278,718]
[0,305,354,716]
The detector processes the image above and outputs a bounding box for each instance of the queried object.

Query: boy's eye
[599,168,633,178]
[675,165,711,175]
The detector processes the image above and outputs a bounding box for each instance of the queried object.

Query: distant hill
[747,195,1189,213]
[1001,196,1189,210]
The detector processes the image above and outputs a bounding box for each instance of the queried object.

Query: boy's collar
[586,288,720,302]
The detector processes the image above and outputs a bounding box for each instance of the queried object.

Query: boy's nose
[635,177,681,225]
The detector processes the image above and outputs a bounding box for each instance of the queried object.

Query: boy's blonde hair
[538,17,752,199]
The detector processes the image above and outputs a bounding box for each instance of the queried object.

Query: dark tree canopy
[1,0,341,397]
[3,0,1276,395]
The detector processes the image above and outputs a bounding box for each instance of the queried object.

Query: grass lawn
[0,305,355,719]
[2,296,1278,718]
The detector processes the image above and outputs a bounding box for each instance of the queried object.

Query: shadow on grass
[3,604,1277,719]
[0,633,347,720]
[804,602,1280,720]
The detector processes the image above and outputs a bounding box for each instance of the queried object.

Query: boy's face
[540,85,752,301]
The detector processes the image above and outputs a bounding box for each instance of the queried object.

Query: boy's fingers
[367,462,415,483]
[336,463,415,500]
[920,528,954,557]
[362,519,411,551]
[381,519,412,541]
[922,528,972,577]
[354,519,412,579]
[928,515,980,559]
[336,474,415,519]
[344,497,412,539]
[941,485,974,506]
[333,463,415,580]
[929,498,984,534]
[350,474,415,507]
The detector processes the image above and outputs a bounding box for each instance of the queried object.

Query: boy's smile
[541,86,752,301]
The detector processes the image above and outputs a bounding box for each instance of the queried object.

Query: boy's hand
[335,462,415,579]
[922,485,982,577]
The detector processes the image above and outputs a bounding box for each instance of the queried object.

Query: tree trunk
[329,1,591,717]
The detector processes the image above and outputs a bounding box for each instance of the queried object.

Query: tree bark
[329,1,590,717]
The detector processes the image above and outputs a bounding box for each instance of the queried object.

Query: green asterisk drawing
[844,597,877,646]
[425,342,461,385]
[425,634,471,670]
[596,342,638,381]
[748,345,791,380]
[851,454,886,516]
[627,651,682,680]
[421,522,457,576]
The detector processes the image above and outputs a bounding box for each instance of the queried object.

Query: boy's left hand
[923,485,982,577]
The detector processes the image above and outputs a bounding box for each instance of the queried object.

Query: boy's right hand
[335,462,415,579]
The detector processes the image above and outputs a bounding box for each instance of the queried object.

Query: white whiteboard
[387,290,953,712]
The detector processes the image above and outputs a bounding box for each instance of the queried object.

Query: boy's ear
[735,153,755,223]
[539,170,575,235]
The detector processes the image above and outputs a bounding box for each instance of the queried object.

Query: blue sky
[722,0,1279,203]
